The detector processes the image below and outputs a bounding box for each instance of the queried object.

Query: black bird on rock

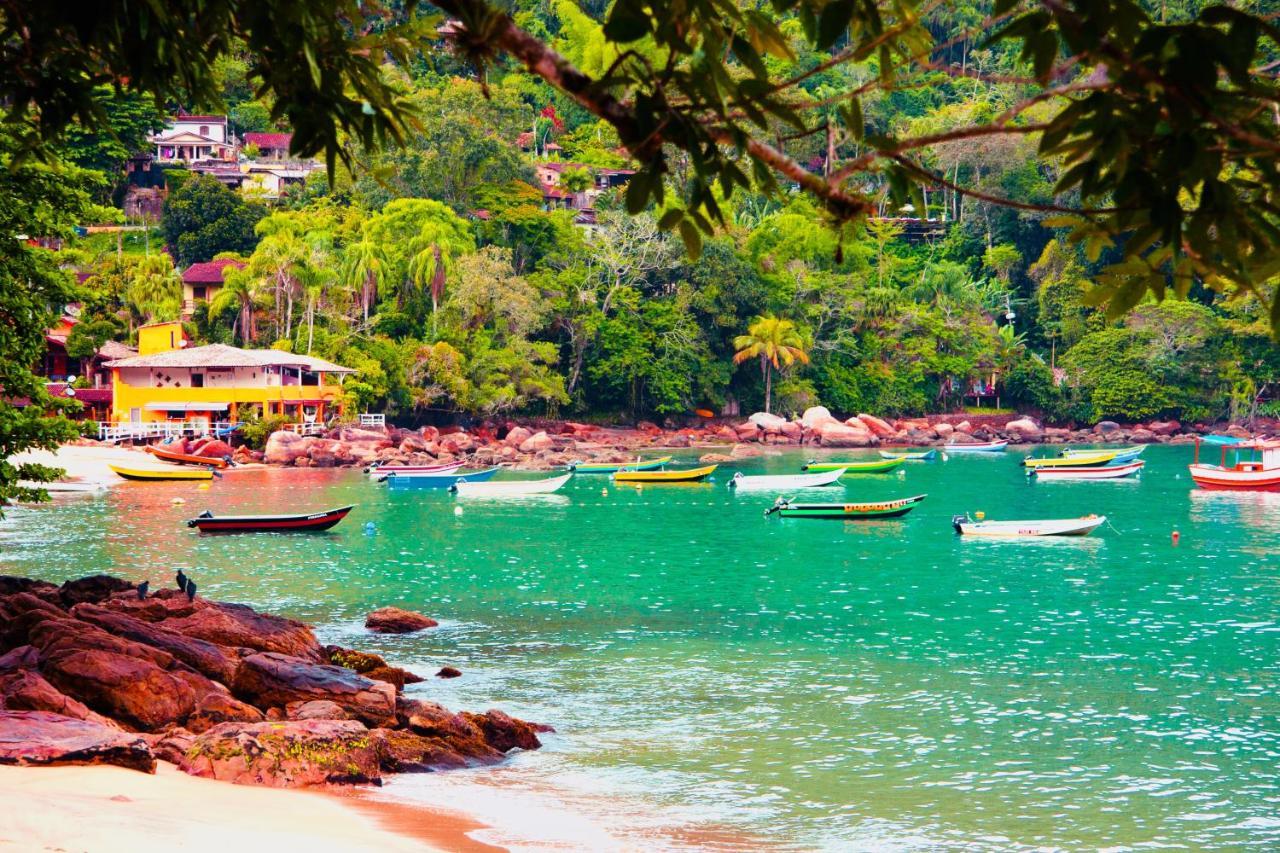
[186,580,197,602]
[137,581,149,601]
[176,569,187,592]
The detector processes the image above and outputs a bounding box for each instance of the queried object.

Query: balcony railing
[97,420,324,441]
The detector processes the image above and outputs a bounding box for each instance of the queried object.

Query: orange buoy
[695,408,715,419]
[1172,530,1180,545]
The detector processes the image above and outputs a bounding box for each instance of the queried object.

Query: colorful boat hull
[802,457,905,473]
[953,514,1106,536]
[1189,439,1280,490]
[385,467,499,489]
[110,464,215,482]
[1031,461,1145,480]
[878,449,938,461]
[451,472,573,496]
[567,456,673,473]
[145,445,230,468]
[767,494,926,519]
[613,464,717,483]
[188,505,354,532]
[944,441,1008,453]
[1024,450,1122,469]
[370,463,463,482]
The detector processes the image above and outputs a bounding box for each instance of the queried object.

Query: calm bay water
[3,445,1278,850]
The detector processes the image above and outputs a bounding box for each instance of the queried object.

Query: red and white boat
[1031,460,1145,481]
[367,462,463,482]
[1189,439,1280,491]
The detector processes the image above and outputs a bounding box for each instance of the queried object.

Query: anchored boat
[614,464,717,483]
[765,493,926,519]
[878,449,938,461]
[567,456,673,473]
[451,472,573,496]
[369,462,463,482]
[944,440,1008,453]
[1060,445,1145,463]
[729,469,845,490]
[1030,460,1145,480]
[1023,450,1123,469]
[384,467,499,489]
[1189,438,1280,491]
[188,505,354,533]
[952,513,1106,536]
[109,464,216,482]
[802,457,905,474]
[146,444,231,468]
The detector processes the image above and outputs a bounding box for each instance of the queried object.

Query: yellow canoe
[614,464,718,483]
[109,464,215,482]
[1023,450,1120,469]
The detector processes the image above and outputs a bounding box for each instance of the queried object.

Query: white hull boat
[370,463,463,482]
[1061,445,1145,463]
[451,472,573,497]
[952,514,1106,536]
[944,440,1008,453]
[1031,461,1144,480]
[729,469,846,490]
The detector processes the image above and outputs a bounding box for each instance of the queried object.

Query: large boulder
[0,710,154,772]
[748,412,787,434]
[856,414,896,438]
[504,426,533,448]
[157,601,324,663]
[438,432,475,454]
[263,431,313,465]
[58,575,135,607]
[1129,428,1157,443]
[180,719,381,787]
[185,692,265,734]
[1094,420,1121,434]
[70,603,240,685]
[365,607,438,634]
[777,421,803,442]
[817,422,876,447]
[799,406,839,431]
[230,653,396,727]
[1147,419,1181,436]
[190,438,234,460]
[338,427,389,444]
[1005,417,1042,438]
[734,421,760,441]
[0,669,117,727]
[286,700,350,721]
[518,431,554,454]
[461,709,545,754]
[934,422,954,439]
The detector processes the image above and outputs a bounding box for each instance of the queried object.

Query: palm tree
[126,254,182,324]
[733,314,810,414]
[209,266,259,344]
[340,237,389,325]
[406,239,449,331]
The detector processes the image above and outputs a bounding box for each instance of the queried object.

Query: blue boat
[385,467,500,489]
[1200,435,1246,447]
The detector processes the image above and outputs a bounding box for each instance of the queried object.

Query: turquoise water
[3,446,1279,850]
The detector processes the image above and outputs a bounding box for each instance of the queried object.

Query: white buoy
[601,488,608,497]
[454,505,463,516]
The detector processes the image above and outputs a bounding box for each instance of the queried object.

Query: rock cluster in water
[0,575,548,788]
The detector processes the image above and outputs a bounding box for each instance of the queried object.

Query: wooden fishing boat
[878,449,938,461]
[1189,439,1280,491]
[613,464,717,483]
[370,462,463,482]
[802,457,905,474]
[952,513,1106,536]
[765,493,926,519]
[1023,450,1122,469]
[567,456,673,473]
[145,444,230,468]
[729,469,845,490]
[384,467,499,489]
[1031,460,1145,480]
[109,464,215,482]
[944,440,1008,453]
[187,505,354,533]
[451,472,573,496]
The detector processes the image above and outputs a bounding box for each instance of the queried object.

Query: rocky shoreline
[0,575,547,789]
[131,409,1278,472]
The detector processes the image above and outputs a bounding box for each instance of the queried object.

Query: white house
[151,115,235,163]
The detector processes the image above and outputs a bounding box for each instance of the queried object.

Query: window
[199,125,209,137]
[191,373,204,388]
[193,286,206,300]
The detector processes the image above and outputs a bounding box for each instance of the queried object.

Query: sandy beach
[0,764,501,852]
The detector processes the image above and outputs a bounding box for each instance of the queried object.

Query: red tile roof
[243,132,293,150]
[182,259,245,284]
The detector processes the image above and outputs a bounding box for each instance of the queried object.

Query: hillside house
[182,259,246,318]
[243,132,293,160]
[151,115,236,164]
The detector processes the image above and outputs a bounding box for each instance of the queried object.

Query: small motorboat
[1189,439,1280,491]
[878,449,938,461]
[1023,450,1122,469]
[384,467,499,489]
[613,464,717,483]
[146,444,230,468]
[729,469,846,490]
[802,457,905,474]
[952,513,1106,536]
[451,472,573,497]
[369,462,463,482]
[765,493,926,519]
[1060,445,1145,463]
[188,505,354,532]
[567,456,673,473]
[110,464,216,482]
[944,440,1008,453]
[1031,460,1145,480]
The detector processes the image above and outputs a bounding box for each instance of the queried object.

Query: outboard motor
[951,514,967,534]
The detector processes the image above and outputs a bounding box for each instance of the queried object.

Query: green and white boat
[802,457,905,474]
[567,455,673,473]
[765,493,926,519]
[878,449,939,461]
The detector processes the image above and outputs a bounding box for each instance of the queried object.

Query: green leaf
[817,0,856,50]
[625,169,653,214]
[603,1,651,43]
[678,219,703,259]
[658,207,685,230]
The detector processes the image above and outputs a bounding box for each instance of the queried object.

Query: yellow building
[103,322,355,433]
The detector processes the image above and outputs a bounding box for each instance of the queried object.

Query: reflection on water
[2,446,1279,850]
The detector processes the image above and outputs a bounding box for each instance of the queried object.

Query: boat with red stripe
[187,505,355,533]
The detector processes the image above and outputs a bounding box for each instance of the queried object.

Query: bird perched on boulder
[176,569,187,592]
[137,581,149,601]
[186,580,197,602]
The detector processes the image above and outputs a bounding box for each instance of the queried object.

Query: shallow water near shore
[3,445,1279,850]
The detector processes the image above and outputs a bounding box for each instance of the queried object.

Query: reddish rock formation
[286,700,350,721]
[0,710,155,772]
[180,719,381,787]
[190,438,234,459]
[231,652,396,727]
[365,607,438,634]
[817,422,876,447]
[0,669,117,727]
[436,667,462,679]
[156,601,324,663]
[185,692,265,734]
[71,603,240,685]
